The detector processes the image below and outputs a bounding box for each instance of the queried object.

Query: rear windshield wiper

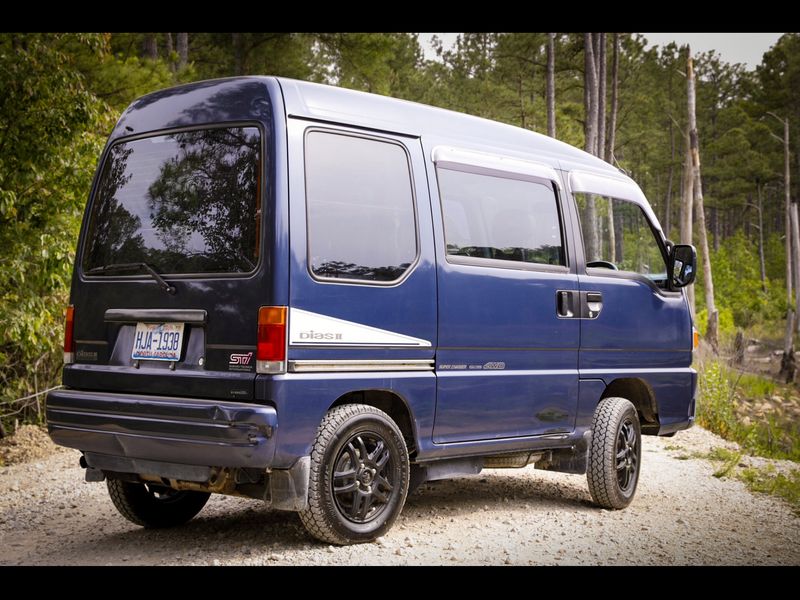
[86,263,176,295]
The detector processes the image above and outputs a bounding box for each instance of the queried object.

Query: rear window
[82,126,262,276]
[304,131,417,283]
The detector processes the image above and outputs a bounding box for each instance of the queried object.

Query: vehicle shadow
[60,468,594,563]
[405,468,593,515]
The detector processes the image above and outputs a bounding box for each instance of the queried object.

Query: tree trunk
[614,207,624,260]
[792,204,800,333]
[596,33,607,160]
[232,33,244,75]
[143,34,158,60]
[687,52,717,352]
[664,117,675,239]
[583,33,597,154]
[604,33,619,261]
[680,48,695,315]
[780,309,796,383]
[757,182,767,292]
[177,33,188,70]
[546,33,556,139]
[583,33,599,260]
[732,330,745,366]
[681,132,695,314]
[785,118,793,307]
[605,33,620,164]
[165,33,175,72]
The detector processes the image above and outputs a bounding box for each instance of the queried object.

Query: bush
[695,306,736,339]
[695,231,786,330]
[697,360,800,461]
[0,35,108,430]
[697,361,737,439]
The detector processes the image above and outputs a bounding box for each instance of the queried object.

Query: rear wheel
[299,404,409,545]
[587,397,641,509]
[107,479,210,528]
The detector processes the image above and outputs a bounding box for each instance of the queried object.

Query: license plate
[131,322,185,361]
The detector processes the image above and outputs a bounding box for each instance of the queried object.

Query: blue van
[46,77,698,545]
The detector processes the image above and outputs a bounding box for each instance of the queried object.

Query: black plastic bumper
[46,389,278,469]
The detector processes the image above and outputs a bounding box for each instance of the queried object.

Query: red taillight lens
[63,305,75,364]
[257,306,286,362]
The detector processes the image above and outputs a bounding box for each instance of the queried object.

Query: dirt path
[1,426,798,565]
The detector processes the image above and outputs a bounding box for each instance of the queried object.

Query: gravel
[0,425,798,565]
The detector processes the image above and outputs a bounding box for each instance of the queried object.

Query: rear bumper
[46,389,278,469]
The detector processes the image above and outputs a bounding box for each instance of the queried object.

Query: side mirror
[669,244,696,289]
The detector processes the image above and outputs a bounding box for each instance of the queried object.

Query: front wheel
[587,397,641,509]
[107,479,210,528]
[299,404,409,545]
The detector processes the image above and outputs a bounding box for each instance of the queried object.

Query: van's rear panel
[49,78,287,469]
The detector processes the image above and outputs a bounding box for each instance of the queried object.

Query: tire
[299,404,410,545]
[587,397,641,509]
[106,479,210,528]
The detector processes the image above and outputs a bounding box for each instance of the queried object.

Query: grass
[736,371,776,399]
[697,361,800,461]
[738,467,800,514]
[705,447,742,478]
[696,359,800,512]
[702,447,800,515]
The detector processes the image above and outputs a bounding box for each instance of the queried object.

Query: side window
[436,167,565,266]
[305,131,417,283]
[575,193,666,280]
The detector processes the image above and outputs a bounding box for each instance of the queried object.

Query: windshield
[82,126,262,276]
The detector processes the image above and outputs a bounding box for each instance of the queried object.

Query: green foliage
[697,361,738,440]
[737,371,777,399]
[695,307,736,339]
[698,361,800,461]
[738,466,800,514]
[709,448,742,478]
[0,34,111,426]
[703,448,800,513]
[696,231,787,329]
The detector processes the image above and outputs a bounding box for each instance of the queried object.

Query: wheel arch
[330,389,418,458]
[600,377,659,435]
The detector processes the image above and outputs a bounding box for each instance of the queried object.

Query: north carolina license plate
[131,322,185,361]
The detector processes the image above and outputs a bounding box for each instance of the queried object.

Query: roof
[109,76,657,229]
[276,77,618,174]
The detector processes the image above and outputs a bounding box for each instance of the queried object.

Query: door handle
[583,291,603,319]
[556,290,576,318]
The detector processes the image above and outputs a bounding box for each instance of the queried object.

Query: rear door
[428,146,581,443]
[66,123,269,402]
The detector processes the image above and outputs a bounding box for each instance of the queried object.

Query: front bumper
[46,389,278,469]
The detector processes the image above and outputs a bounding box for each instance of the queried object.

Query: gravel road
[1,425,798,566]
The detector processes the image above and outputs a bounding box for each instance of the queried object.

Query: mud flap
[269,456,310,511]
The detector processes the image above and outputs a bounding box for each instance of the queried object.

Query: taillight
[257,306,287,374]
[63,305,75,364]
[692,326,699,351]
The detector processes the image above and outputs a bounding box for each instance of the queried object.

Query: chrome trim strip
[104,308,207,324]
[289,359,434,373]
